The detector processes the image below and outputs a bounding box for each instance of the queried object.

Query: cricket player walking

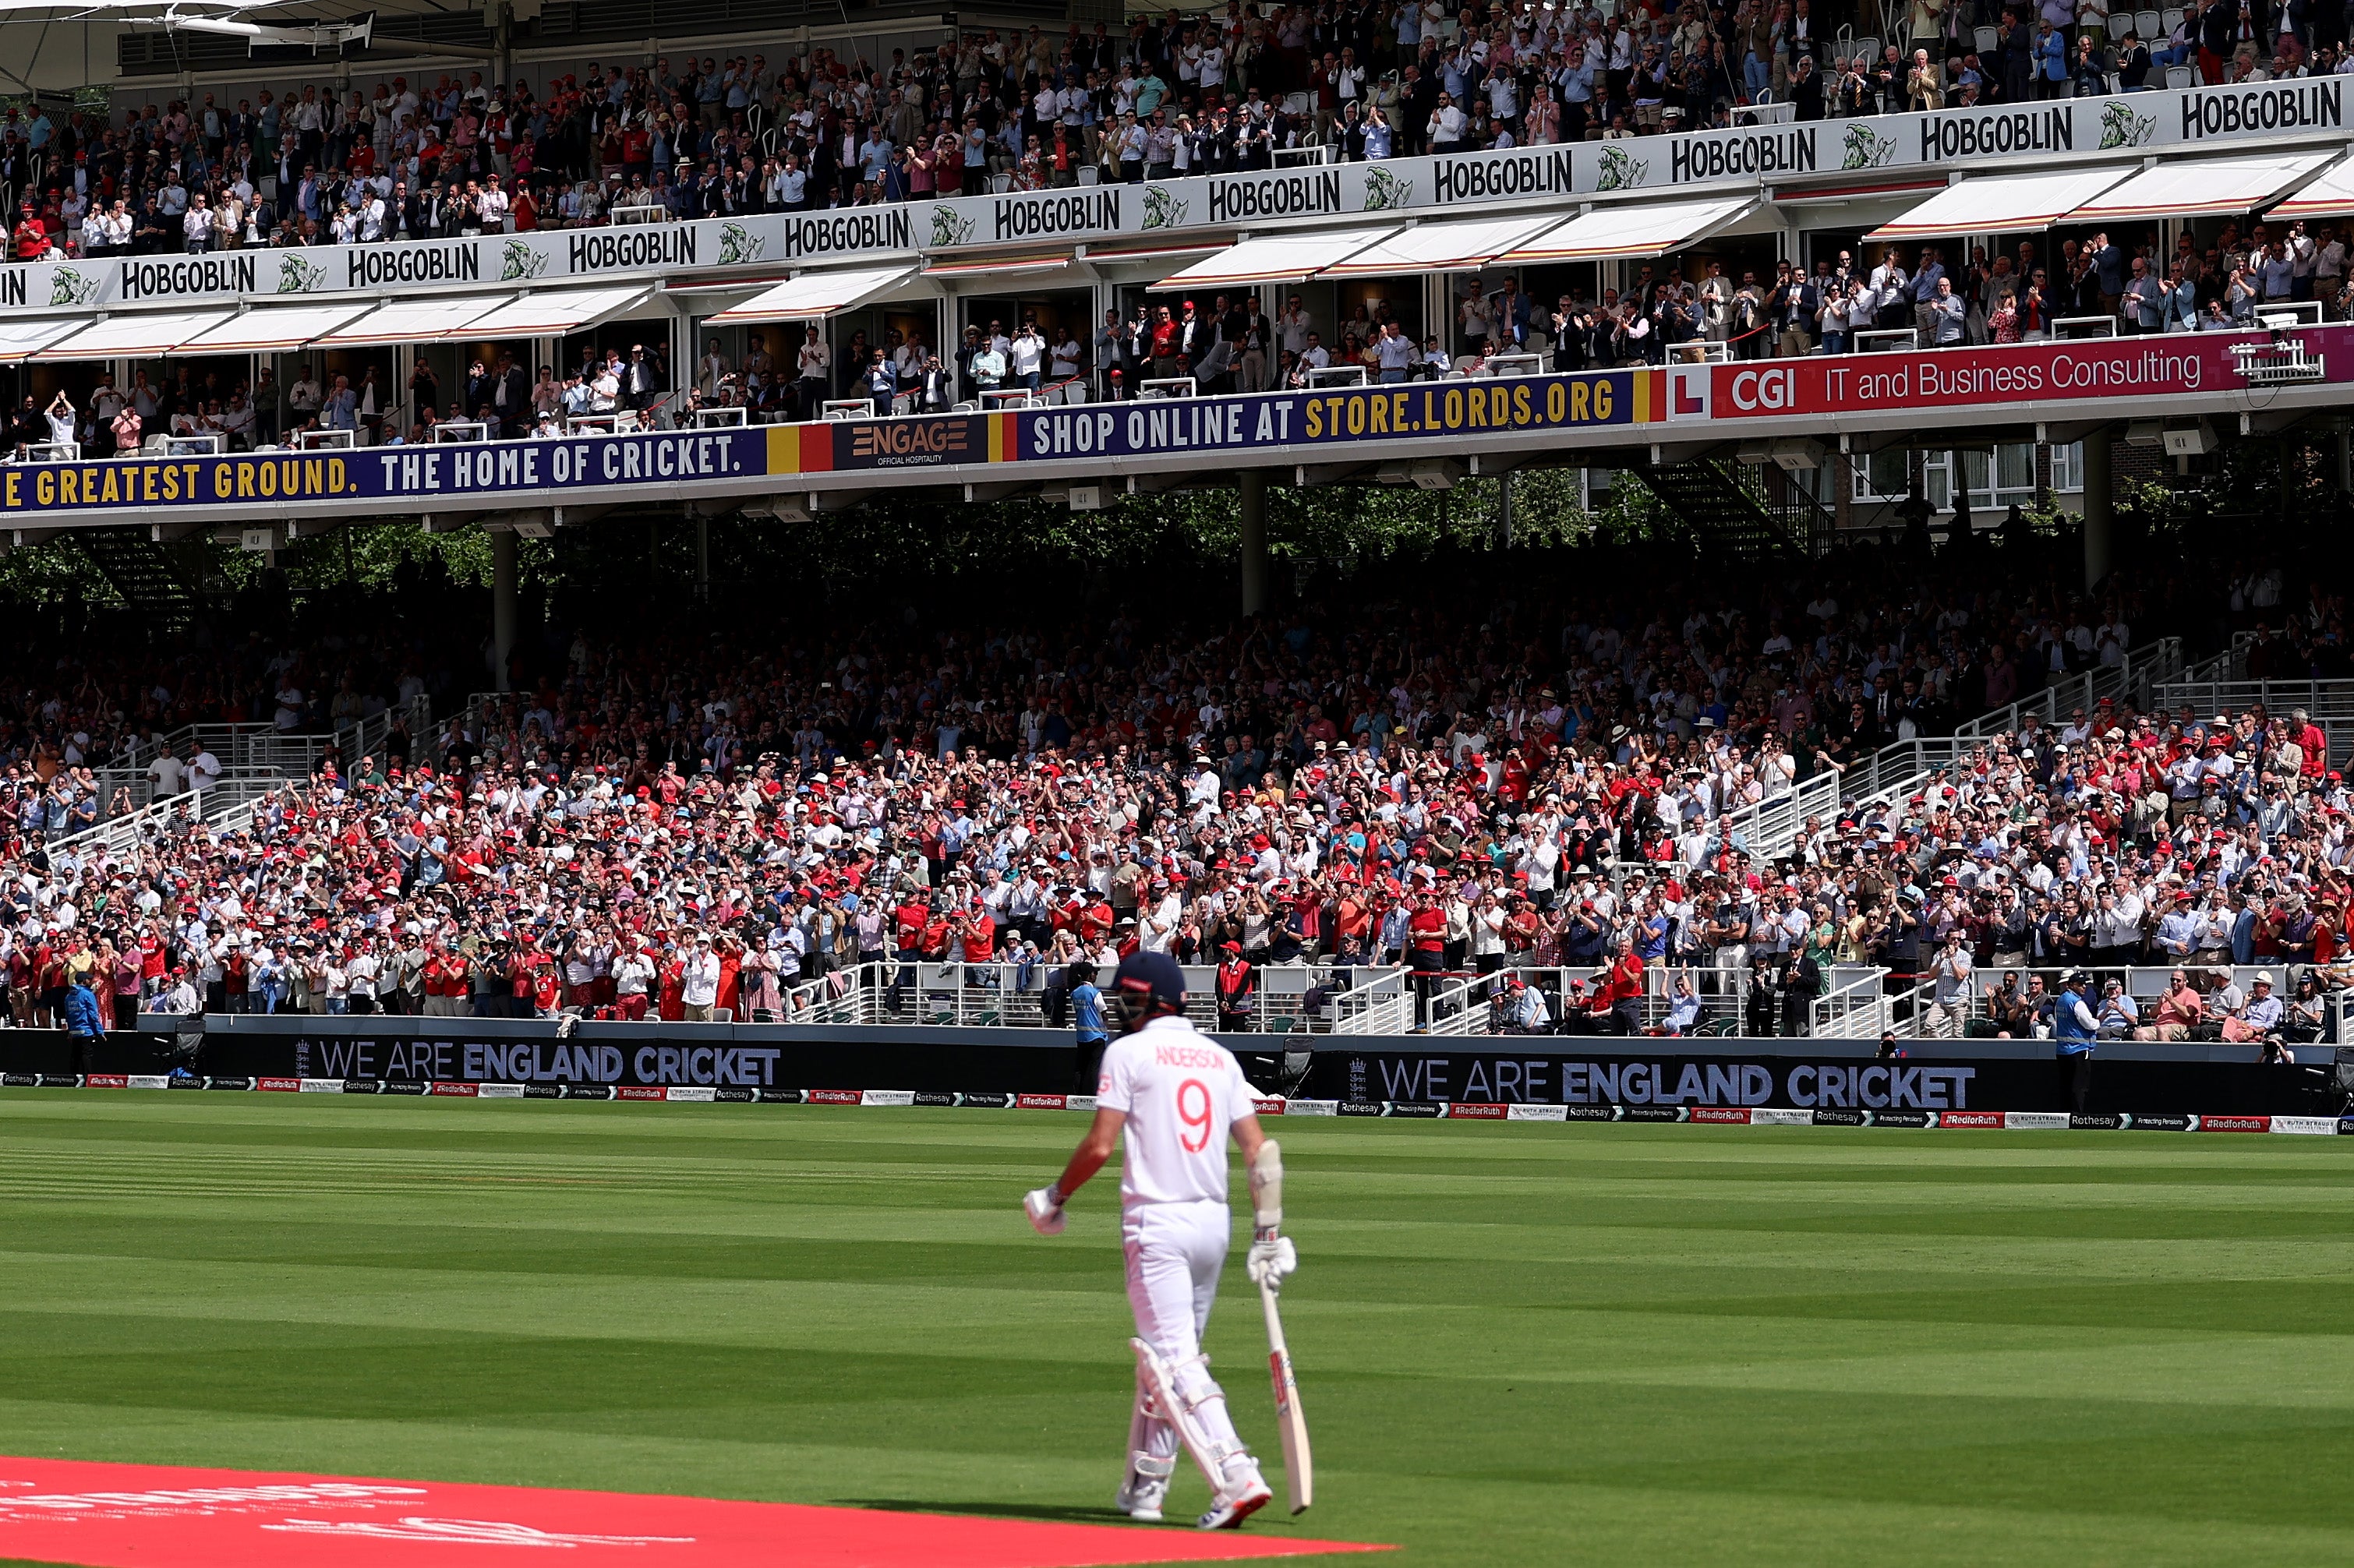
[1024,951,1297,1530]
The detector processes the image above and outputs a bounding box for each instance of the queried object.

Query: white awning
[2067,151,2337,224]
[923,249,1073,277]
[174,302,376,354]
[317,295,516,346]
[0,319,86,363]
[34,308,235,360]
[1867,167,2134,241]
[709,264,921,323]
[1495,196,1756,263]
[1156,224,1401,288]
[2273,155,2354,220]
[1319,216,1566,277]
[456,284,659,336]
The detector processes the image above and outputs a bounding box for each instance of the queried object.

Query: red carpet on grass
[0,1458,1384,1567]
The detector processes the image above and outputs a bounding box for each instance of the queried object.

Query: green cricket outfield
[1,1095,2349,1566]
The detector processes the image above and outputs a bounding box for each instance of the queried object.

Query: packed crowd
[3,338,680,457]
[3,196,2342,459]
[0,546,2338,1048]
[2,0,2331,265]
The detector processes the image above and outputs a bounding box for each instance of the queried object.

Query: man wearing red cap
[1214,941,1253,1032]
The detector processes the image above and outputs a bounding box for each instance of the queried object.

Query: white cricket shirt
[1095,1015,1257,1210]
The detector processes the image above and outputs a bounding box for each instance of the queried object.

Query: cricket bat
[1259,1278,1313,1514]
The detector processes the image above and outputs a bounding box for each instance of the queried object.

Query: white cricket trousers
[1122,1198,1246,1467]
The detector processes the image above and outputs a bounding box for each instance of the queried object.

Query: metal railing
[1716,736,1973,867]
[1722,637,2186,862]
[1955,636,2184,740]
[101,694,429,820]
[1810,967,1903,1037]
[1420,962,1797,1037]
[2147,677,2354,765]
[769,959,1409,1033]
[1328,970,1415,1034]
[1909,965,2338,1042]
[41,775,284,863]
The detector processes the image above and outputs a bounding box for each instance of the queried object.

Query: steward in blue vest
[2052,973,2098,1116]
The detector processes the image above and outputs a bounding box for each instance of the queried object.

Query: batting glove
[1246,1234,1297,1289]
[1023,1185,1067,1236]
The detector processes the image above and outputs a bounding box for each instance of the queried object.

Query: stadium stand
[3,1,2332,268]
[3,534,2349,1051]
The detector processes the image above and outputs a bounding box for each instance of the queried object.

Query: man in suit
[1772,261,1819,358]
[2198,0,2241,83]
[1910,247,1947,345]
[624,344,663,413]
[494,351,532,436]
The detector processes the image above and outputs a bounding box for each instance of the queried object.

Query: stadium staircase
[1624,457,1832,560]
[73,528,207,628]
[1720,636,2188,861]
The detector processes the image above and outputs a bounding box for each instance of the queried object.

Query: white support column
[393,341,416,435]
[669,297,692,421]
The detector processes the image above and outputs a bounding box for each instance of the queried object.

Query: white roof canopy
[317,295,515,346]
[456,284,659,336]
[1156,224,1401,288]
[0,318,87,363]
[1495,196,1755,263]
[708,264,921,323]
[2067,151,2337,223]
[34,308,235,360]
[1867,167,2134,241]
[174,301,375,353]
[2273,155,2354,220]
[1319,215,1567,277]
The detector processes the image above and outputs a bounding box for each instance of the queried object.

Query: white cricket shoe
[1115,1455,1173,1522]
[1196,1457,1271,1531]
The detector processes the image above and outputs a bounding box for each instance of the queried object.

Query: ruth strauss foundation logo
[1594,146,1649,191]
[1142,185,1189,228]
[1840,124,1901,169]
[2100,101,2158,147]
[500,239,551,281]
[275,253,328,292]
[929,205,976,248]
[1362,166,1412,210]
[48,267,101,306]
[719,221,766,265]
